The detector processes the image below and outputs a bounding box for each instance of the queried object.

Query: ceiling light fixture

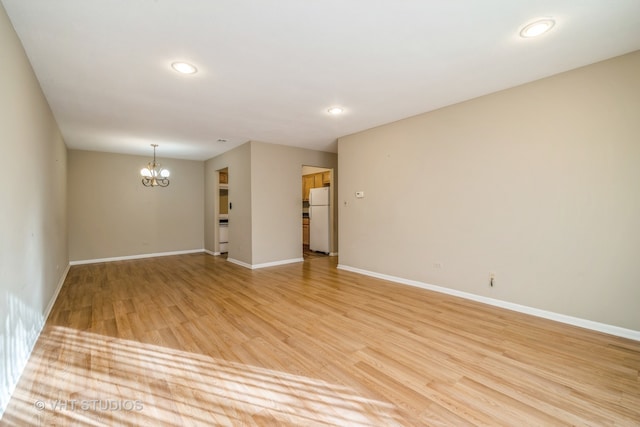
[520,18,555,38]
[140,144,170,187]
[327,107,344,115]
[171,61,198,74]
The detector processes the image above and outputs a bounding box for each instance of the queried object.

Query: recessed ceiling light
[520,18,555,38]
[327,107,344,115]
[171,61,198,74]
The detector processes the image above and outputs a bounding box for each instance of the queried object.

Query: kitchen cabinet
[219,170,229,215]
[322,171,330,185]
[302,218,309,245]
[302,174,315,201]
[303,172,330,201]
[219,223,228,253]
[219,188,228,214]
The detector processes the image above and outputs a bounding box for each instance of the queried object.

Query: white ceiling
[3,1,640,161]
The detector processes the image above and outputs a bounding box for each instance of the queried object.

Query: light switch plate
[355,191,364,198]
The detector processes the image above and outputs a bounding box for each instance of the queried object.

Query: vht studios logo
[34,399,144,412]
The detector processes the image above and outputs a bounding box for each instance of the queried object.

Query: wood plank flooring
[2,253,639,426]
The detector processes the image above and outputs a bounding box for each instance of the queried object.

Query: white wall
[0,4,68,416]
[338,51,640,332]
[68,150,204,262]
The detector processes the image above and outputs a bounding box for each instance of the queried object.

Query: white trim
[337,264,640,342]
[227,258,253,269]
[253,258,303,269]
[329,252,339,257]
[227,257,304,270]
[69,249,205,265]
[204,250,220,256]
[44,264,70,322]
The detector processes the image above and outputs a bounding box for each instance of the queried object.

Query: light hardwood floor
[2,254,639,426]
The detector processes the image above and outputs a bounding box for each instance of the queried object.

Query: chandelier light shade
[140,144,170,187]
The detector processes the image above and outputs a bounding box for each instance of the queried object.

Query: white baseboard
[227,258,252,269]
[227,257,304,270]
[337,264,640,342]
[329,252,339,257]
[44,264,70,322]
[69,249,205,265]
[253,258,304,269]
[204,250,220,256]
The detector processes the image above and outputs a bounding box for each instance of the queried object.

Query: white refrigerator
[309,187,330,253]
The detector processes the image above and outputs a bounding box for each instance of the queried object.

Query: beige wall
[0,3,68,416]
[204,142,252,264]
[204,141,337,266]
[251,141,337,265]
[68,150,204,261]
[302,166,330,175]
[338,51,640,331]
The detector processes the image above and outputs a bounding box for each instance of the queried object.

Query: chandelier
[140,144,170,187]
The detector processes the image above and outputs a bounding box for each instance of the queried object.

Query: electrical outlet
[434,262,443,269]
[489,272,496,287]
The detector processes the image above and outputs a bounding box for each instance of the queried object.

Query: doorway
[302,165,333,259]
[217,167,229,256]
